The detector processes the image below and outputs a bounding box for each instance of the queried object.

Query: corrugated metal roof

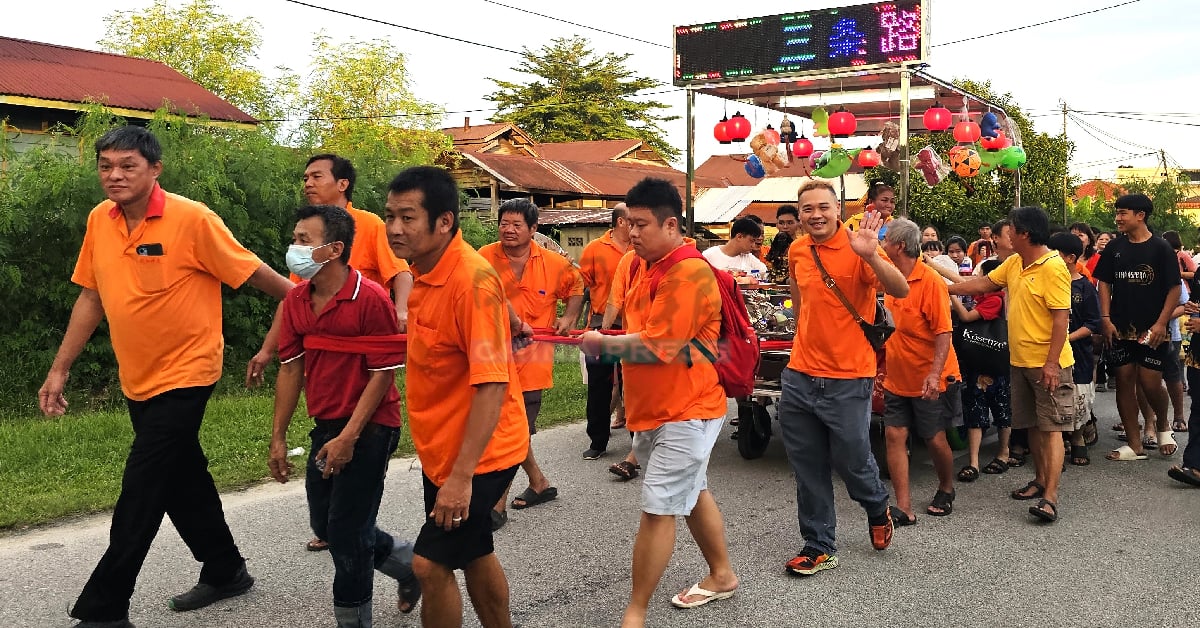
[692,176,866,224]
[536,139,642,162]
[538,208,613,226]
[693,186,755,223]
[442,122,516,144]
[0,36,256,123]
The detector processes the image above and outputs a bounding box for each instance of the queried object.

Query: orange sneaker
[785,547,838,576]
[870,506,894,550]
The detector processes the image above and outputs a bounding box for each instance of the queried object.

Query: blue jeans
[307,420,410,608]
[777,369,890,555]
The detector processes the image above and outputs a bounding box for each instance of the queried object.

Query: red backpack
[634,247,761,398]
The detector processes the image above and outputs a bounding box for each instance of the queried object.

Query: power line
[1083,112,1200,128]
[1068,112,1157,152]
[1069,114,1140,155]
[480,0,668,49]
[279,0,522,55]
[933,0,1141,47]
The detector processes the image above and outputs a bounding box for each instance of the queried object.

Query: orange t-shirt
[621,244,727,432]
[290,202,409,290]
[406,233,529,486]
[787,225,885,379]
[883,260,960,397]
[608,249,638,313]
[579,230,628,317]
[478,241,584,391]
[72,184,263,400]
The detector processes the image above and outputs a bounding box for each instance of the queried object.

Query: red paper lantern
[980,130,1010,151]
[922,102,952,132]
[764,124,781,145]
[827,107,857,137]
[792,135,814,158]
[727,112,751,142]
[953,121,981,144]
[858,148,881,168]
[713,117,732,144]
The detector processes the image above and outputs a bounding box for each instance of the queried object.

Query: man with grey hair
[879,219,961,524]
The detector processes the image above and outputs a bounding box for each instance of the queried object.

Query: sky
[4,0,1197,183]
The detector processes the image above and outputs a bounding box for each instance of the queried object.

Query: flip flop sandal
[1106,445,1149,461]
[956,465,979,482]
[982,458,1009,474]
[608,460,639,481]
[1111,423,1126,432]
[1173,420,1189,433]
[1142,436,1158,450]
[490,509,508,532]
[305,537,329,552]
[397,572,422,614]
[1006,454,1027,468]
[1168,466,1200,487]
[1069,444,1090,466]
[1158,431,1177,456]
[890,509,917,526]
[511,486,558,510]
[670,583,736,609]
[927,489,955,517]
[1010,481,1045,500]
[1029,498,1058,522]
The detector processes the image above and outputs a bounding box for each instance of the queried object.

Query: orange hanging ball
[950,147,982,178]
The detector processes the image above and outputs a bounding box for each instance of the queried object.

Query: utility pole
[1160,148,1169,178]
[1061,100,1069,223]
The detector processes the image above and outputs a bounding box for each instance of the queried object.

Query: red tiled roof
[464,152,724,197]
[0,36,256,123]
[536,139,643,163]
[1074,179,1124,201]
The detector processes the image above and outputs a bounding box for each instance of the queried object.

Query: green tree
[99,0,293,122]
[868,79,1074,240]
[298,35,452,209]
[487,36,679,161]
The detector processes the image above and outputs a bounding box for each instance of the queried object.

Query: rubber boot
[333,601,372,628]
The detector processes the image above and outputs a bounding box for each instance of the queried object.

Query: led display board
[674,2,926,85]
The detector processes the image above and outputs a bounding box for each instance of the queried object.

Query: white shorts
[632,418,724,516]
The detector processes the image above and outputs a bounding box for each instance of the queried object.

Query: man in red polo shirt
[268,204,419,627]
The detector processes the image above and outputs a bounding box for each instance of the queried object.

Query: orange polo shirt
[72,184,262,400]
[787,225,885,379]
[883,260,960,397]
[579,230,628,317]
[406,233,529,486]
[479,241,584,391]
[621,243,727,432]
[290,202,409,290]
[608,250,638,312]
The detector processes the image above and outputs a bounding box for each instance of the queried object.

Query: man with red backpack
[579,177,740,627]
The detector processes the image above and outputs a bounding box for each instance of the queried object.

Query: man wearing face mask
[269,204,420,626]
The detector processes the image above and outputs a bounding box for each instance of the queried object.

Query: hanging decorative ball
[923,101,953,132]
[950,147,982,178]
[858,148,881,168]
[763,124,781,145]
[827,107,857,138]
[727,112,752,142]
[980,130,1011,151]
[953,120,981,144]
[792,135,814,159]
[713,116,732,144]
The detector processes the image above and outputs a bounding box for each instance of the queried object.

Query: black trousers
[71,385,244,621]
[584,356,617,451]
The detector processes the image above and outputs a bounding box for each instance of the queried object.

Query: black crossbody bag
[810,245,895,351]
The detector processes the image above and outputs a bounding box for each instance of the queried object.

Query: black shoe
[168,565,255,612]
[73,621,135,628]
[490,509,508,531]
[582,448,606,460]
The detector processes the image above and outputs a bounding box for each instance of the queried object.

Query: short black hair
[387,166,460,235]
[1115,193,1154,219]
[1047,231,1083,260]
[744,214,764,225]
[498,198,539,228]
[980,259,1002,274]
[625,178,682,225]
[776,204,799,220]
[1163,230,1184,251]
[730,217,763,239]
[295,204,355,264]
[945,235,968,253]
[991,218,1012,237]
[867,182,894,202]
[1009,206,1051,246]
[921,240,943,253]
[95,125,161,164]
[979,222,992,231]
[307,153,357,201]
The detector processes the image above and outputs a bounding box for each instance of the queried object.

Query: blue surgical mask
[286,242,333,279]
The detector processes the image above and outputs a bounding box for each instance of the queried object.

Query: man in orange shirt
[37,126,293,628]
[878,219,961,525]
[779,180,909,577]
[578,204,631,457]
[479,199,584,528]
[580,178,737,628]
[385,166,530,628]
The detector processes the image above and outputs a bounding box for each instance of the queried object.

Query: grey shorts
[632,418,724,516]
[1164,341,1184,384]
[1010,366,1077,432]
[882,383,963,440]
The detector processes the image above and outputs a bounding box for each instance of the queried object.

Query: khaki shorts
[1010,366,1077,432]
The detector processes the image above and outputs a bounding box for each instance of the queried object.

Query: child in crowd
[951,258,1012,481]
[946,236,973,276]
[1047,233,1102,465]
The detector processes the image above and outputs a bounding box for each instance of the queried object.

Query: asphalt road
[2,391,1198,628]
